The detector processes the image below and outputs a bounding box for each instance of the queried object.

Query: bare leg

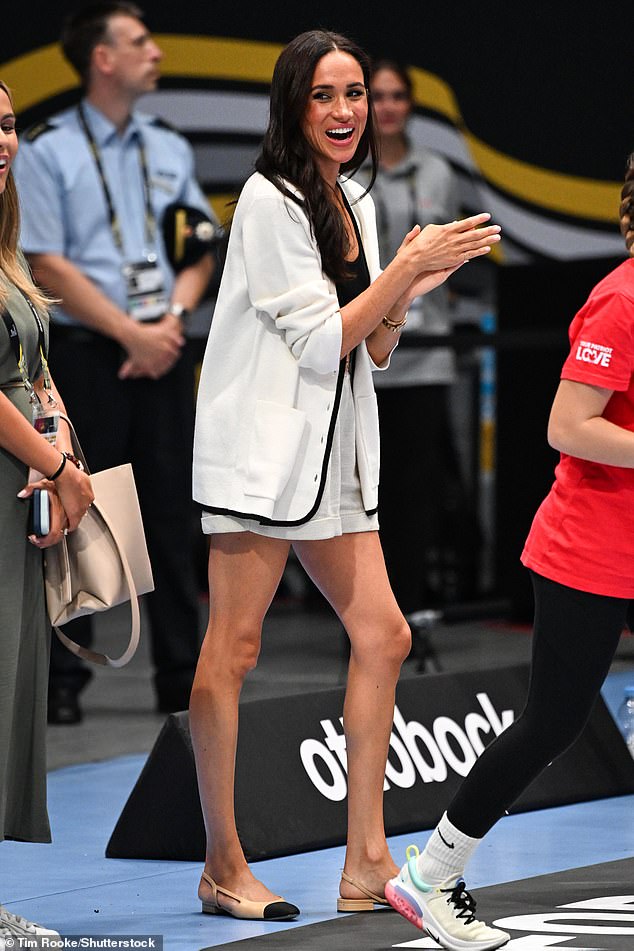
[189,532,290,909]
[294,531,411,901]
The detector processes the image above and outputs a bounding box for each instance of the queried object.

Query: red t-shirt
[521,257,634,598]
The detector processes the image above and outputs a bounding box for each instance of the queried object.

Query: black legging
[448,571,629,838]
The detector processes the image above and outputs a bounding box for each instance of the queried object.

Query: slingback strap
[201,872,244,908]
[341,871,388,905]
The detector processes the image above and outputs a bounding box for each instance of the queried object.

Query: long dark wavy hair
[255,30,379,282]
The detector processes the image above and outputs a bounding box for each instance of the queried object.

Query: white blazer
[193,171,388,525]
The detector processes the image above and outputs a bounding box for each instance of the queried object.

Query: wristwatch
[166,302,191,323]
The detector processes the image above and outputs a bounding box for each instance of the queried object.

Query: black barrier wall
[107,665,634,861]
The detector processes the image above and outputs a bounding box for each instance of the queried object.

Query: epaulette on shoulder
[150,116,179,134]
[23,120,56,143]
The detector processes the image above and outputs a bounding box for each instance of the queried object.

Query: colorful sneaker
[385,846,510,950]
[0,904,59,938]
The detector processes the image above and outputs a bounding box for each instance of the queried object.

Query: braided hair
[619,152,634,255]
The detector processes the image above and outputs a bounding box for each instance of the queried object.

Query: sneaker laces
[0,905,39,933]
[442,879,478,925]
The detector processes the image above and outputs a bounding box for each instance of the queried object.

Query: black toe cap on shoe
[263,900,300,920]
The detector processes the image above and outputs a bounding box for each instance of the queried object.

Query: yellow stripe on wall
[466,133,620,224]
[408,66,620,223]
[0,35,621,225]
[1,36,282,113]
[1,43,77,112]
[156,35,281,83]
[409,67,463,126]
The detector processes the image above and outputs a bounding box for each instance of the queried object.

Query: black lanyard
[0,292,52,401]
[77,102,157,255]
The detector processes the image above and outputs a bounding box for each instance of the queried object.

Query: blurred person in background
[360,60,479,614]
[15,1,216,723]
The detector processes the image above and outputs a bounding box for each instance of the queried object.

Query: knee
[513,702,588,770]
[544,715,589,763]
[355,617,411,671]
[392,618,413,666]
[231,634,261,679]
[198,621,261,684]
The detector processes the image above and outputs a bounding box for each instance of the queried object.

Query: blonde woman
[0,80,93,940]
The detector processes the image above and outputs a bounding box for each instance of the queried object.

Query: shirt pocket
[245,401,307,501]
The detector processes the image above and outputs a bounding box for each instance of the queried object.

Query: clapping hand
[400,214,501,273]
[397,215,501,300]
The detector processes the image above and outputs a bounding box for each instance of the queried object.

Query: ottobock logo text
[299,692,513,801]
[575,340,613,367]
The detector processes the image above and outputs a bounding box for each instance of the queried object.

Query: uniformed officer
[16,1,217,722]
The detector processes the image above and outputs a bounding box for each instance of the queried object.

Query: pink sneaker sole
[385,880,424,931]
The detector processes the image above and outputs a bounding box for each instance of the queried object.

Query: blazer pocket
[245,401,307,500]
[355,393,380,490]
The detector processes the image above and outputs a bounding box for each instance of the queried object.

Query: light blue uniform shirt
[15,100,212,326]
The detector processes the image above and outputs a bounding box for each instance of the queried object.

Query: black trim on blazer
[196,186,377,527]
[198,355,378,526]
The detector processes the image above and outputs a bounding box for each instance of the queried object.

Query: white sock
[416,812,480,885]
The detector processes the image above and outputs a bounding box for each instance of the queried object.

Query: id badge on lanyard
[29,397,60,483]
[123,254,168,321]
[32,400,59,444]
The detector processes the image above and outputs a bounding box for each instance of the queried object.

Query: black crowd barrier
[106,664,634,861]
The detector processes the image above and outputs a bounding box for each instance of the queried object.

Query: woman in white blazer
[190,30,500,923]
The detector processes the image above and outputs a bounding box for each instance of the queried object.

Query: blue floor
[2,673,634,950]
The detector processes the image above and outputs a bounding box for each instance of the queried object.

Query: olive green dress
[0,280,51,843]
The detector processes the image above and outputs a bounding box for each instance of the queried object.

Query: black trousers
[48,327,201,701]
[448,571,629,838]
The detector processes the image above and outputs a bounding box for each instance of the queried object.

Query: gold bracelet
[382,314,407,333]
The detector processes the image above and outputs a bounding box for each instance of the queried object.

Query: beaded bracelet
[382,314,408,333]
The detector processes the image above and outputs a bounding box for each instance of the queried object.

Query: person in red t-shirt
[383,157,634,951]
